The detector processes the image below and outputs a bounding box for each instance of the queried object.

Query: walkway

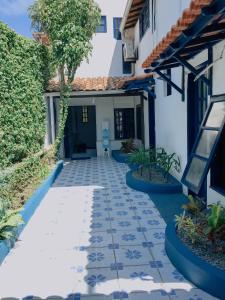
[0,158,217,299]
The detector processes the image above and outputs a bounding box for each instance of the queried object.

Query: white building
[42,0,225,206]
[44,0,152,159]
[121,0,225,206]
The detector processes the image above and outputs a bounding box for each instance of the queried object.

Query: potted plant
[165,200,225,299]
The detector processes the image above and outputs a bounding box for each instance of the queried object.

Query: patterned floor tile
[109,209,135,219]
[127,291,170,300]
[86,248,116,269]
[78,232,114,248]
[157,262,194,286]
[170,288,219,300]
[112,231,146,246]
[118,264,162,293]
[114,246,153,266]
[0,158,217,299]
[144,228,166,244]
[150,243,171,264]
[139,217,166,230]
[81,267,120,294]
[111,220,139,232]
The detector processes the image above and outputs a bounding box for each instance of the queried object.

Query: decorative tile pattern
[0,158,217,299]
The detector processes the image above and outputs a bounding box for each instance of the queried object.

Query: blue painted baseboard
[165,223,225,300]
[126,170,182,194]
[0,160,63,265]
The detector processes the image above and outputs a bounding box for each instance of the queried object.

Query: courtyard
[0,158,217,299]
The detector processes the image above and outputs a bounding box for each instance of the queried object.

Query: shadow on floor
[0,160,214,300]
[148,193,188,224]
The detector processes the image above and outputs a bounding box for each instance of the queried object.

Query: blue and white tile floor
[0,158,217,299]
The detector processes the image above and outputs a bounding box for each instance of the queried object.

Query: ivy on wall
[0,21,51,168]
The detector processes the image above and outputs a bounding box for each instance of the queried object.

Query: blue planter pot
[126,170,182,194]
[0,160,63,265]
[112,150,131,163]
[165,223,225,300]
[127,163,139,171]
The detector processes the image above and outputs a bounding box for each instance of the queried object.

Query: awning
[123,73,155,98]
[142,0,225,72]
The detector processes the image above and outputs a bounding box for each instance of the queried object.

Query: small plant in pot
[175,201,225,269]
[120,139,136,154]
[128,148,150,176]
[129,147,181,184]
[156,148,181,183]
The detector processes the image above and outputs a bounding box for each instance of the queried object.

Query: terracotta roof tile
[142,0,213,68]
[46,74,154,93]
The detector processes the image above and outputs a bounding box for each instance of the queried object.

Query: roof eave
[120,0,134,33]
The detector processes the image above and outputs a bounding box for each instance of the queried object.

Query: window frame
[82,106,89,123]
[139,0,150,40]
[182,94,225,194]
[114,108,135,140]
[113,17,122,40]
[96,16,107,33]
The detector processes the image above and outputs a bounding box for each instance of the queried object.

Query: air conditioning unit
[123,40,136,62]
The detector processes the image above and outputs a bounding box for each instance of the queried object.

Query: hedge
[0,21,51,168]
[0,149,55,211]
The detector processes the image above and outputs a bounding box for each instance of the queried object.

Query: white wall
[67,95,142,156]
[207,41,225,206]
[76,0,129,78]
[133,0,192,76]
[154,67,187,181]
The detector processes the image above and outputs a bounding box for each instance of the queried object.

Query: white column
[50,95,56,143]
[44,96,49,148]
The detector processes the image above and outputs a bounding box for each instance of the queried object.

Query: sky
[0,0,34,38]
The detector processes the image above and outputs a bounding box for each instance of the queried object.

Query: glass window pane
[185,157,207,188]
[205,102,225,127]
[196,130,218,158]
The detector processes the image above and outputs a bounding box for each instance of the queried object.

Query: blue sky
[0,0,34,38]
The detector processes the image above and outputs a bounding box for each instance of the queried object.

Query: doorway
[64,106,97,159]
[187,73,208,201]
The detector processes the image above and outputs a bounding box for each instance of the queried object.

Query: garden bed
[0,160,63,264]
[165,222,225,299]
[126,168,182,193]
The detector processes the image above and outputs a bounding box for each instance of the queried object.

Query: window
[82,106,88,123]
[114,108,135,140]
[139,0,150,40]
[122,44,132,74]
[96,16,107,33]
[182,95,225,194]
[113,17,122,40]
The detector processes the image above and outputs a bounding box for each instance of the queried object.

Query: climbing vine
[0,21,51,168]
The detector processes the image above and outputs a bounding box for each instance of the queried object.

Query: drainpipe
[49,95,55,143]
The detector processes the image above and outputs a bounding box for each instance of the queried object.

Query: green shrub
[0,21,51,168]
[0,149,55,210]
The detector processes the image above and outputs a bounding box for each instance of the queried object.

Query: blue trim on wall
[126,170,182,194]
[165,223,225,300]
[0,160,63,265]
